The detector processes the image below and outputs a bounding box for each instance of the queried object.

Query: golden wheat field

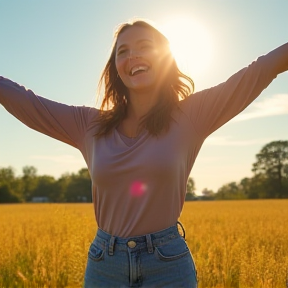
[0,201,288,288]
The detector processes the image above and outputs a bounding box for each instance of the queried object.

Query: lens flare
[130,181,147,197]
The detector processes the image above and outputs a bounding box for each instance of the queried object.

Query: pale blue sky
[0,0,287,193]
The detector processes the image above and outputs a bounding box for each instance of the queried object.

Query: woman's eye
[117,49,128,56]
[141,45,153,50]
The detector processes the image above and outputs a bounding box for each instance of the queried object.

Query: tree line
[185,140,288,200]
[0,166,92,203]
[1,140,288,203]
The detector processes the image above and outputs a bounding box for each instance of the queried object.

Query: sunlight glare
[159,17,213,78]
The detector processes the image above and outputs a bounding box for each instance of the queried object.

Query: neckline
[115,128,147,147]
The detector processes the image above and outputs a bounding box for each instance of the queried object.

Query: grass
[0,200,288,288]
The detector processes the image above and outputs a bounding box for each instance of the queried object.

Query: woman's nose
[128,49,141,59]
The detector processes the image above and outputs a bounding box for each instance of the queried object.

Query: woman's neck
[128,90,159,120]
[118,90,159,138]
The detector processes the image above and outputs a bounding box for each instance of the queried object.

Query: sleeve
[0,77,97,149]
[182,42,288,139]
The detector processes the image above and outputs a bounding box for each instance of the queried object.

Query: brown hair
[95,19,194,137]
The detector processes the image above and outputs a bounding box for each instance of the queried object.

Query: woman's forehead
[116,26,155,47]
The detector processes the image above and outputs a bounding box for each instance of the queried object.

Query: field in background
[0,201,288,288]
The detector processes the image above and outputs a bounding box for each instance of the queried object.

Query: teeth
[131,66,148,76]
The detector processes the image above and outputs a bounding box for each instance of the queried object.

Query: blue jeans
[84,224,197,287]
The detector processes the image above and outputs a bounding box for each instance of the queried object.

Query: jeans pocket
[88,242,105,262]
[155,237,190,262]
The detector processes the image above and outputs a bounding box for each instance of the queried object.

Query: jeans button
[127,240,136,248]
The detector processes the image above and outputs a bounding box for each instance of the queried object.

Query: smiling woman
[0,15,287,288]
[160,17,213,77]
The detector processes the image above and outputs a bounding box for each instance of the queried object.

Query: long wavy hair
[95,19,194,137]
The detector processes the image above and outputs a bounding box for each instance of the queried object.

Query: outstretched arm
[273,42,288,73]
[182,42,288,139]
[0,77,97,149]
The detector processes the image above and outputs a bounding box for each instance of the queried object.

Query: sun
[159,17,213,78]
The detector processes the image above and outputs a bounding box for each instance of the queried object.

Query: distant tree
[215,181,246,200]
[30,175,56,201]
[0,184,20,203]
[0,167,22,203]
[65,168,92,202]
[185,177,196,201]
[252,140,288,198]
[54,173,71,202]
[238,177,251,196]
[186,177,195,193]
[21,166,38,201]
[201,188,215,200]
[247,174,268,199]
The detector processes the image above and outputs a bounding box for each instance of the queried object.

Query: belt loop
[146,234,153,254]
[108,236,116,256]
[177,221,186,240]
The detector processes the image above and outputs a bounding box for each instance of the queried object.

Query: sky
[0,0,287,194]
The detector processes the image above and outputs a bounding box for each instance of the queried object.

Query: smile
[130,65,149,76]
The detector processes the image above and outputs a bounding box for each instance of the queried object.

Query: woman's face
[115,26,163,94]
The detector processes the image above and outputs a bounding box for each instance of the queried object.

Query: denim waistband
[94,223,184,256]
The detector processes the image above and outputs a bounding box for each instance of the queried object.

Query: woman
[0,20,287,287]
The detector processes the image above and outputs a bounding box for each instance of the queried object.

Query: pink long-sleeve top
[1,43,287,237]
